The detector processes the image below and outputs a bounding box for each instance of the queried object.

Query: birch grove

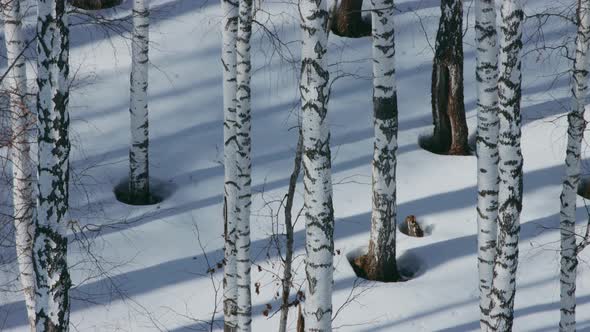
[221,0,239,328]
[235,0,253,328]
[559,1,590,330]
[33,0,73,329]
[363,0,399,282]
[3,0,36,328]
[129,0,150,202]
[474,0,499,329]
[488,0,524,329]
[300,0,335,328]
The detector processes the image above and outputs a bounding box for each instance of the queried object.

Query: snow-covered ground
[2,0,590,330]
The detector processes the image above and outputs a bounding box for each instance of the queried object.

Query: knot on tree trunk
[330,0,372,38]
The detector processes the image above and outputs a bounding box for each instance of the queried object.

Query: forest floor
[1,0,589,330]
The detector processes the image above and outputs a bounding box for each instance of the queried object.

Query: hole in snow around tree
[113,178,176,206]
[398,215,433,237]
[577,177,590,199]
[346,247,425,282]
[69,0,123,10]
[418,131,474,156]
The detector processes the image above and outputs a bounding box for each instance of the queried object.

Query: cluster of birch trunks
[1,0,590,331]
[221,0,590,331]
[2,0,150,330]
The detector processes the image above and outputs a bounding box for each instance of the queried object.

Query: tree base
[347,248,424,282]
[69,0,123,10]
[418,133,472,156]
[114,178,175,206]
[349,254,400,282]
[577,177,590,199]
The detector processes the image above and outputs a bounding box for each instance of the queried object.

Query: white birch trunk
[300,0,334,328]
[221,0,239,328]
[559,1,590,330]
[129,0,150,201]
[488,0,524,330]
[474,0,499,329]
[365,0,399,282]
[3,0,36,329]
[235,0,253,329]
[33,0,72,330]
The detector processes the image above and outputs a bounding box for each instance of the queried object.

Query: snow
[1,0,590,331]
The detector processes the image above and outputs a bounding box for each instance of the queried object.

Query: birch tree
[362,0,399,282]
[430,0,469,155]
[300,0,335,328]
[559,1,590,330]
[488,0,524,329]
[3,0,36,328]
[221,0,239,328]
[474,0,499,329]
[279,130,302,332]
[234,0,253,329]
[33,0,73,329]
[128,0,150,203]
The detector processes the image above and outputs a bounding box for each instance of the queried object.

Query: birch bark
[222,0,239,328]
[300,0,335,328]
[559,1,590,330]
[4,0,36,328]
[235,0,253,328]
[474,0,499,329]
[129,0,150,202]
[488,0,524,330]
[33,0,73,329]
[364,0,399,282]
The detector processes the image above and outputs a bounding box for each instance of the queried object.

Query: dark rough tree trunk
[33,0,72,330]
[330,0,371,38]
[430,0,469,155]
[69,0,122,10]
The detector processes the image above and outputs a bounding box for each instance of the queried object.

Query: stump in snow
[405,215,424,238]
